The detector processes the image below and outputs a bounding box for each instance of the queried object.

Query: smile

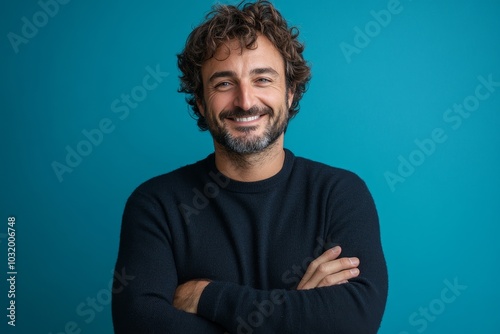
[234,115,260,123]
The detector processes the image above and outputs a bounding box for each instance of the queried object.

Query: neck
[213,136,285,182]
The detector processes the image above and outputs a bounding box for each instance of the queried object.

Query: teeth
[234,115,260,122]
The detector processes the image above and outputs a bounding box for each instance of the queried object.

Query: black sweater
[112,149,388,333]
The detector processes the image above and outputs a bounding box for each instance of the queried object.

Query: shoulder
[292,153,366,188]
[290,152,374,208]
[289,152,378,223]
[130,154,213,199]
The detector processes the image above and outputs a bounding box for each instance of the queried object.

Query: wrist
[194,280,211,313]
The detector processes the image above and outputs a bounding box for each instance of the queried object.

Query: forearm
[197,278,387,334]
[112,289,225,334]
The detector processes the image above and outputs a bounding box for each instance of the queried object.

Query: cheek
[262,93,289,112]
[261,86,288,105]
[206,92,234,113]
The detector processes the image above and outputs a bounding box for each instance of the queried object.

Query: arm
[111,190,226,333]
[174,245,360,311]
[176,174,388,333]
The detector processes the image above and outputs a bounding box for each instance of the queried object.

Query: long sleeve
[112,190,226,333]
[196,173,388,333]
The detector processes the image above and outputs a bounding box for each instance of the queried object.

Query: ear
[287,88,295,109]
[196,98,205,116]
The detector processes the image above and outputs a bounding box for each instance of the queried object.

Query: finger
[297,246,341,290]
[316,268,360,288]
[299,257,359,290]
[298,256,359,290]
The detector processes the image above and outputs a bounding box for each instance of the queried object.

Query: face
[198,35,294,154]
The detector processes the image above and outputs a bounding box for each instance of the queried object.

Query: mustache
[219,105,273,120]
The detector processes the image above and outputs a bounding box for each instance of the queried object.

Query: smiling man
[201,36,290,157]
[112,1,388,333]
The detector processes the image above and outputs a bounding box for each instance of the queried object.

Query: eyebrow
[208,70,237,83]
[208,67,279,83]
[250,67,279,77]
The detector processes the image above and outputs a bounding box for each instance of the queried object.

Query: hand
[173,279,211,314]
[297,246,360,290]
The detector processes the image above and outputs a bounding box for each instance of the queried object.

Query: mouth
[227,114,265,124]
[233,115,260,122]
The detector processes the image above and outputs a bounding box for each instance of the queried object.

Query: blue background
[2,0,499,333]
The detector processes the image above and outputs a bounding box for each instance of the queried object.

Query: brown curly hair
[177,0,311,131]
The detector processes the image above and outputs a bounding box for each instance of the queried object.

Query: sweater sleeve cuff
[197,281,228,322]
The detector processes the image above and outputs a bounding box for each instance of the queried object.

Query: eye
[214,81,232,90]
[255,78,273,87]
[256,78,272,84]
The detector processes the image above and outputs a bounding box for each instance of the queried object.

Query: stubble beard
[205,102,289,155]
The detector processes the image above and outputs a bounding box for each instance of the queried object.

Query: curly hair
[177,0,311,131]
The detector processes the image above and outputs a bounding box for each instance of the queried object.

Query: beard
[204,101,289,155]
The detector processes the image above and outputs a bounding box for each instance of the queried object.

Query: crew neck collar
[205,149,295,193]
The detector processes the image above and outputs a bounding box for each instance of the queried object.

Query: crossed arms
[112,177,388,333]
[173,246,360,313]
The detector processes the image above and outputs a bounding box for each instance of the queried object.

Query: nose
[233,81,256,111]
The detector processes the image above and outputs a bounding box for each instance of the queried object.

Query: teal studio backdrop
[1,0,499,333]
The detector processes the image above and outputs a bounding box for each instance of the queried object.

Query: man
[112,1,388,333]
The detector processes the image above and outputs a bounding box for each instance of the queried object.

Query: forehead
[201,35,285,79]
